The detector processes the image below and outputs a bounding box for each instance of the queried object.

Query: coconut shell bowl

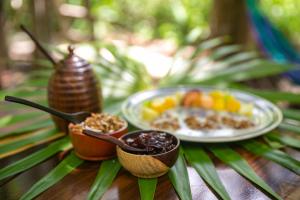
[117,130,180,178]
[69,118,128,161]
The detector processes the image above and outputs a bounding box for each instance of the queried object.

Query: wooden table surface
[1,141,299,200]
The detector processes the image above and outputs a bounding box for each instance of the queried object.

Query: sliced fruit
[200,94,214,109]
[141,107,159,121]
[150,98,166,113]
[174,92,183,105]
[212,98,225,111]
[150,96,177,113]
[181,90,202,107]
[210,90,224,99]
[226,96,241,113]
[239,103,253,116]
[164,96,177,109]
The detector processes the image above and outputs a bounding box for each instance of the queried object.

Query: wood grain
[117,146,169,178]
[0,145,299,200]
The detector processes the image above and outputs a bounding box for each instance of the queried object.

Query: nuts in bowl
[69,113,128,161]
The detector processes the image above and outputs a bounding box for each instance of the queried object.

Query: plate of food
[122,86,282,142]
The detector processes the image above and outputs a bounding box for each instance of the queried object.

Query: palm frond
[1,38,300,199]
[235,88,300,104]
[0,137,71,181]
[241,140,300,175]
[0,128,64,159]
[208,145,282,200]
[266,132,300,149]
[282,109,300,121]
[279,122,300,135]
[0,112,45,128]
[0,119,54,139]
[138,178,157,200]
[168,148,192,200]
[20,151,83,200]
[88,159,121,200]
[183,145,231,200]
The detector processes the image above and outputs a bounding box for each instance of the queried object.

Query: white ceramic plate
[122,86,282,142]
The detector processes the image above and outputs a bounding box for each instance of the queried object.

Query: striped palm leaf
[0,38,299,200]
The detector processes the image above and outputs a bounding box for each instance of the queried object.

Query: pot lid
[59,46,89,68]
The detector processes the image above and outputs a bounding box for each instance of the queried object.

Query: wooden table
[1,142,299,200]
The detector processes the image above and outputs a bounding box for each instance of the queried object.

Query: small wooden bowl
[117,130,180,178]
[69,120,127,161]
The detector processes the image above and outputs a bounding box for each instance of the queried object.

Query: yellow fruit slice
[150,96,177,113]
[213,98,225,111]
[164,96,177,109]
[226,97,241,113]
[210,90,224,99]
[141,107,159,121]
[150,98,166,113]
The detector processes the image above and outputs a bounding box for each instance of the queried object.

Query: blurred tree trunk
[0,0,8,89]
[210,0,252,45]
[30,0,55,66]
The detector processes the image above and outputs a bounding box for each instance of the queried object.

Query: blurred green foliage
[260,0,300,46]
[86,0,211,45]
[3,0,300,47]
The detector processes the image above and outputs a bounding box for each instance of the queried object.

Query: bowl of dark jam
[116,130,180,178]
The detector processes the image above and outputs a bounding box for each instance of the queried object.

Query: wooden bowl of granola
[69,113,128,161]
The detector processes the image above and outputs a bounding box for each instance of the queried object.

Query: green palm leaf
[0,112,44,128]
[187,38,225,59]
[0,137,71,181]
[208,145,282,200]
[138,178,157,200]
[266,132,300,148]
[282,109,300,121]
[212,51,258,70]
[1,38,300,199]
[199,60,293,84]
[279,122,300,135]
[183,145,231,200]
[0,128,64,159]
[20,151,83,200]
[238,88,300,104]
[168,148,192,200]
[88,159,121,200]
[241,140,300,175]
[0,119,54,139]
[263,135,285,149]
[0,89,46,101]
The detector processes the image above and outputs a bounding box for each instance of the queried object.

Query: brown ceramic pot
[69,121,128,161]
[48,46,102,132]
[117,130,180,178]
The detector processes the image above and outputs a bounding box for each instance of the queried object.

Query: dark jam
[124,132,176,155]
